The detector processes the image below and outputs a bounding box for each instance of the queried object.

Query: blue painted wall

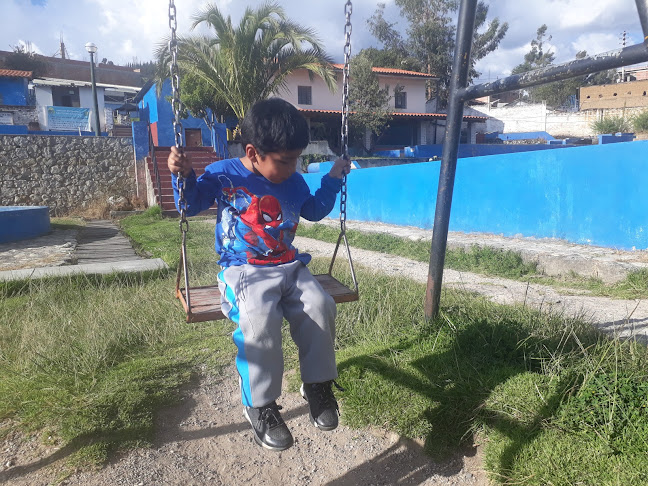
[498,131,555,141]
[598,133,635,144]
[132,121,149,160]
[0,125,28,134]
[303,141,648,250]
[0,77,29,106]
[0,127,107,136]
[398,143,573,159]
[139,80,219,147]
[0,206,50,244]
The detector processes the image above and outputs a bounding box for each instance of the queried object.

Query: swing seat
[177,274,358,323]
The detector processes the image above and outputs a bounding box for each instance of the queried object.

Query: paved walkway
[2,217,648,341]
[307,219,648,284]
[0,219,167,281]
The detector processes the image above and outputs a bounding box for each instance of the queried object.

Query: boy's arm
[168,148,221,216]
[300,156,351,221]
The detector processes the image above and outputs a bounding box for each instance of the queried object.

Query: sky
[2,0,646,82]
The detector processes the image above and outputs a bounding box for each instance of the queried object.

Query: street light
[85,42,101,136]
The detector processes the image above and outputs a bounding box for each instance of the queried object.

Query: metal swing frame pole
[424,0,477,320]
[425,0,648,320]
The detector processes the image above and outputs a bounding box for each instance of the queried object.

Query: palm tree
[156,2,337,121]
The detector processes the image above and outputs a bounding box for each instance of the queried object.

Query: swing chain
[168,0,188,233]
[340,0,352,232]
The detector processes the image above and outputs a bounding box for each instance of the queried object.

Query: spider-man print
[221,186,297,264]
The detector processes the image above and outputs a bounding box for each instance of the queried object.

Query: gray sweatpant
[217,260,338,408]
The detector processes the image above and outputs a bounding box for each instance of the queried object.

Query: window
[298,86,312,105]
[52,86,80,107]
[395,91,407,109]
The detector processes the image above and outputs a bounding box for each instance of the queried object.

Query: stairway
[146,147,223,213]
[112,125,132,137]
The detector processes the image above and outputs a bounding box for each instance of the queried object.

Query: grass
[0,269,234,472]
[591,116,632,135]
[50,217,86,231]
[297,223,648,300]
[298,222,538,279]
[2,207,648,484]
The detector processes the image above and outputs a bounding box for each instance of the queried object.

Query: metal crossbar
[425,0,648,319]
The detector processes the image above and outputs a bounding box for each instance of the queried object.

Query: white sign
[46,106,90,131]
[0,112,14,125]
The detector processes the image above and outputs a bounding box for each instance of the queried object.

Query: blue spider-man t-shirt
[172,157,342,267]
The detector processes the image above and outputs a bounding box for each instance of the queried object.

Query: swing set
[166,0,359,323]
[165,0,648,324]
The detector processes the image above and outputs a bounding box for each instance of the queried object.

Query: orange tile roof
[298,108,487,121]
[0,69,32,78]
[332,63,433,78]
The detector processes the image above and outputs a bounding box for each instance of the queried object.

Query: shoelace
[311,380,345,411]
[258,403,285,429]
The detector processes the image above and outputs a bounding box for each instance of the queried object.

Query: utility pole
[621,31,627,82]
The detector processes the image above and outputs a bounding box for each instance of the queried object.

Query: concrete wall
[471,102,648,138]
[470,103,595,137]
[302,140,648,250]
[580,80,648,109]
[0,134,135,215]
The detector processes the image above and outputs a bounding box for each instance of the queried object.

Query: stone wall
[0,134,135,215]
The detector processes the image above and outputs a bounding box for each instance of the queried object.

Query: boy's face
[252,148,302,184]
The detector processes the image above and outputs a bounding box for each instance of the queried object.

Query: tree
[348,55,392,153]
[511,24,555,74]
[155,2,336,121]
[2,43,46,77]
[366,1,508,103]
[179,71,234,129]
[513,28,617,109]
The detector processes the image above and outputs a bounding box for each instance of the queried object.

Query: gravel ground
[0,365,485,486]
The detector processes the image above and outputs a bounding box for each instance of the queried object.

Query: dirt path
[3,236,646,485]
[1,365,485,486]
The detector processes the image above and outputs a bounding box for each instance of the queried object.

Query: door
[185,129,203,147]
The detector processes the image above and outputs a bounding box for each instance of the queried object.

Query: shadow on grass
[0,268,171,298]
[336,312,589,479]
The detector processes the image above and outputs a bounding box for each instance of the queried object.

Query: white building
[278,64,486,150]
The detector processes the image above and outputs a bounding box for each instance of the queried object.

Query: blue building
[135,79,227,151]
[0,69,33,130]
[0,68,31,106]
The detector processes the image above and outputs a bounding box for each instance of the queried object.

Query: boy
[167,98,351,451]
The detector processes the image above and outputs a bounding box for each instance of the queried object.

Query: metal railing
[148,124,163,207]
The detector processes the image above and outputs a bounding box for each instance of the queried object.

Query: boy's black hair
[240,98,310,154]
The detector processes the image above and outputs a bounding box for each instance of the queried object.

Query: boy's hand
[328,155,352,179]
[167,146,192,178]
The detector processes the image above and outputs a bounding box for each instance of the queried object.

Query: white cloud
[1,0,645,78]
[571,32,620,56]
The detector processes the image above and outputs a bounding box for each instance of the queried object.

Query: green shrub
[632,110,648,132]
[590,116,631,135]
[300,153,332,172]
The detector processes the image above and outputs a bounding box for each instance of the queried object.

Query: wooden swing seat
[177,274,358,323]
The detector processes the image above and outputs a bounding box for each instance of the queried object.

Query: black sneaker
[243,401,294,451]
[300,381,344,431]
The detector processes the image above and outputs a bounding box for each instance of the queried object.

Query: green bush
[300,153,332,172]
[632,110,648,132]
[590,116,631,135]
